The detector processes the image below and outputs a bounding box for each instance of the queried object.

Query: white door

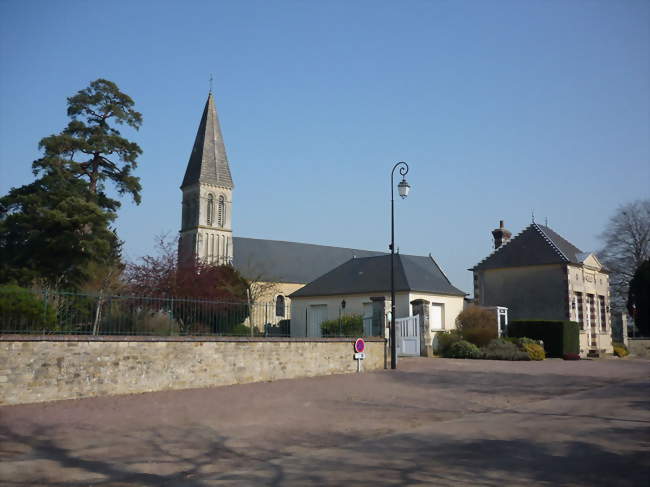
[307,305,327,337]
[430,304,443,331]
[397,315,420,356]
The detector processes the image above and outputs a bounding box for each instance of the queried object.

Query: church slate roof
[471,223,585,271]
[289,254,466,298]
[181,93,234,189]
[232,237,384,284]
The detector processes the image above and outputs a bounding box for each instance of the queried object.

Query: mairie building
[470,220,613,356]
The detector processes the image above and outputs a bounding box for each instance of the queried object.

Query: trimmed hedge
[508,320,579,357]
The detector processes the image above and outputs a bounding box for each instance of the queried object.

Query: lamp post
[390,161,410,370]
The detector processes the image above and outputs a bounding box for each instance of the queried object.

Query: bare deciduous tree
[598,199,650,312]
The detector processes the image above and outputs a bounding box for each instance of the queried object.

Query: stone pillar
[411,299,432,357]
[371,297,388,369]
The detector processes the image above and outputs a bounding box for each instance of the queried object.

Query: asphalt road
[1,357,649,486]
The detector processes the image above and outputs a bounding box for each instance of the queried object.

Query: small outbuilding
[289,253,466,346]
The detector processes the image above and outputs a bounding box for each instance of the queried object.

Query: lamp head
[398,178,410,199]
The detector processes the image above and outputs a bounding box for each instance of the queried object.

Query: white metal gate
[396,315,420,356]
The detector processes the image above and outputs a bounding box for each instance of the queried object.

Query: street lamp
[390,161,410,370]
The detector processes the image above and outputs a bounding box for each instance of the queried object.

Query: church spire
[181,92,234,189]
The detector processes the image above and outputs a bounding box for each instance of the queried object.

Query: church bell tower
[179,92,234,265]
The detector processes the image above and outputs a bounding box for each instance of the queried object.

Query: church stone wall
[0,336,385,406]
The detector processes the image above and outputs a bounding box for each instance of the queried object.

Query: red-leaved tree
[125,234,249,334]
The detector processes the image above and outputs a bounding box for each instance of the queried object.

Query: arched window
[207,194,214,226]
[217,195,225,227]
[275,295,285,317]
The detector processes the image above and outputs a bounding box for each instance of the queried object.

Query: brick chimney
[492,220,512,249]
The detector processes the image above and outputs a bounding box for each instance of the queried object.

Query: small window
[207,194,214,226]
[275,295,285,317]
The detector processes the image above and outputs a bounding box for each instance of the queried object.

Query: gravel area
[1,357,649,486]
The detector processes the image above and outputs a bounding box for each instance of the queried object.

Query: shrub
[516,337,540,347]
[321,314,363,337]
[0,284,57,332]
[434,329,463,356]
[612,342,629,357]
[456,306,497,347]
[522,343,545,360]
[184,321,212,335]
[482,339,530,361]
[444,340,482,359]
[229,323,261,336]
[133,310,180,336]
[563,353,581,360]
[508,320,579,357]
[265,319,290,337]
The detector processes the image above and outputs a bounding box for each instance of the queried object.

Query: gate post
[411,299,432,357]
[370,296,388,368]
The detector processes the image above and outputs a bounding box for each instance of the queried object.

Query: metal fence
[0,288,291,337]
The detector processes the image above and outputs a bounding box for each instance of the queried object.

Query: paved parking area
[1,357,649,486]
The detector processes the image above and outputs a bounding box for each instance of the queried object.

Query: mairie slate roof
[471,223,585,271]
[181,92,234,189]
[290,254,466,298]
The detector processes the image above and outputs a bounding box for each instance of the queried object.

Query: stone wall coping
[0,334,386,343]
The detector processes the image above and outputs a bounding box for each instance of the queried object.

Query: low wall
[628,338,650,359]
[0,336,385,406]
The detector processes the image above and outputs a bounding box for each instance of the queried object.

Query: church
[178,92,467,336]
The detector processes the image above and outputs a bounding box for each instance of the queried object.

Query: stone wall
[628,339,650,359]
[0,336,385,406]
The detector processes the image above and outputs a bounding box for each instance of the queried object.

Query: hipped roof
[290,254,466,298]
[471,223,589,271]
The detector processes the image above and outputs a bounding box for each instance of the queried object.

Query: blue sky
[1,0,648,295]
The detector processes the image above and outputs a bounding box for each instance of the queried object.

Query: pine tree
[0,172,121,289]
[33,78,143,211]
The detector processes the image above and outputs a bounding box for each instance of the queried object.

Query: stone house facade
[471,221,612,356]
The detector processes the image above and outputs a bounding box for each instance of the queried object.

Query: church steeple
[181,92,234,189]
[179,92,234,265]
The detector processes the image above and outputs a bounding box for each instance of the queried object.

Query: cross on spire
[209,74,213,94]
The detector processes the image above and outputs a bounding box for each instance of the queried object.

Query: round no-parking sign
[354,338,365,353]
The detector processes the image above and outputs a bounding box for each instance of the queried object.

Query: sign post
[354,338,366,373]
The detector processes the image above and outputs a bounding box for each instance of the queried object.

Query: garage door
[307,305,327,337]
